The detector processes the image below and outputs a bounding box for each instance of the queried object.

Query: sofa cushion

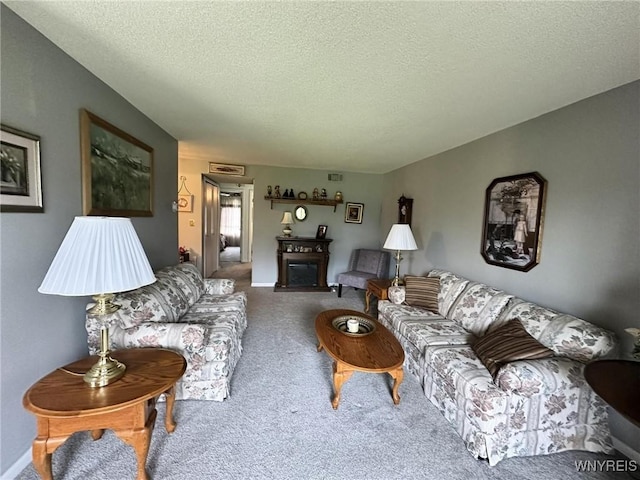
[539,314,617,362]
[497,298,617,362]
[448,283,513,336]
[157,264,203,306]
[423,344,508,434]
[110,282,180,329]
[404,276,440,313]
[472,319,554,379]
[427,270,469,317]
[494,358,585,398]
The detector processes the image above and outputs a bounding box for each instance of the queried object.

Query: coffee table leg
[164,385,178,433]
[389,367,404,405]
[365,290,372,313]
[332,361,353,409]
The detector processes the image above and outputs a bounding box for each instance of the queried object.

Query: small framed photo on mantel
[316,224,328,239]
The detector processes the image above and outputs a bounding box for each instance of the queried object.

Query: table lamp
[281,211,294,237]
[383,224,418,286]
[38,216,156,387]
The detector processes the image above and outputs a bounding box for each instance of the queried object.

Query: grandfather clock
[398,195,413,226]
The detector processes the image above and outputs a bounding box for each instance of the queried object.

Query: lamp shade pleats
[383,224,418,251]
[38,216,156,296]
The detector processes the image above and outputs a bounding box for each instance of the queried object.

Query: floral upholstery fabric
[447,283,513,336]
[86,264,246,401]
[427,269,470,317]
[378,269,618,466]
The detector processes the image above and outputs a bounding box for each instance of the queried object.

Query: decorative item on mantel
[280,211,294,237]
[383,224,418,287]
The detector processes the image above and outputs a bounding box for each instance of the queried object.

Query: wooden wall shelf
[264,197,343,212]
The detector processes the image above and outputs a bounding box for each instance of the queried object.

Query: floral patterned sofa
[378,269,618,466]
[85,262,247,401]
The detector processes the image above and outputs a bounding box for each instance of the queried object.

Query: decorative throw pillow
[472,318,554,380]
[404,276,440,313]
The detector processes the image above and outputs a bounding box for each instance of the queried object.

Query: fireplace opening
[288,262,319,287]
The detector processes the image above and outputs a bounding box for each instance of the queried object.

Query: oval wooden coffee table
[23,348,186,480]
[315,309,404,409]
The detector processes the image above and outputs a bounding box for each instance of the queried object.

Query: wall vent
[328,173,343,182]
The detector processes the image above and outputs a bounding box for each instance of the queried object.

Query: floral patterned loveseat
[86,262,247,401]
[377,269,618,466]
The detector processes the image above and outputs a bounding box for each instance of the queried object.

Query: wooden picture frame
[316,224,327,239]
[345,202,364,224]
[398,195,413,226]
[481,172,547,272]
[80,109,153,216]
[208,162,245,176]
[0,124,43,212]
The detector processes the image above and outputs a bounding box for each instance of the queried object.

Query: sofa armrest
[88,322,207,359]
[204,278,236,295]
[495,357,586,398]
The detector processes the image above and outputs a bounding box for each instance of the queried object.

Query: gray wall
[249,165,384,285]
[381,80,640,451]
[0,7,178,475]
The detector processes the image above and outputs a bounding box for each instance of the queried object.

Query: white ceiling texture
[5,1,640,174]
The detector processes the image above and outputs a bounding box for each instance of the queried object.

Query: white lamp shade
[383,224,418,251]
[280,211,294,224]
[38,216,156,296]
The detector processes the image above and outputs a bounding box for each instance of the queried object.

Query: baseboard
[613,436,640,463]
[251,282,274,287]
[1,447,31,480]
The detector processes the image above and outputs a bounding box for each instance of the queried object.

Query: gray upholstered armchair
[337,249,391,297]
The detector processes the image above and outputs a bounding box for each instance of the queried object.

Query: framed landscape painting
[80,109,153,216]
[0,124,43,212]
[480,171,547,272]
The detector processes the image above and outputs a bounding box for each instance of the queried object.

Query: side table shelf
[264,197,343,212]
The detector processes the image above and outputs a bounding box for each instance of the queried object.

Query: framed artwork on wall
[177,194,194,212]
[80,109,153,216]
[345,202,364,224]
[209,162,245,176]
[0,124,43,212]
[480,171,547,272]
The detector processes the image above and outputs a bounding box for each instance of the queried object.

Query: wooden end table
[23,348,186,480]
[584,359,640,428]
[365,278,392,313]
[315,309,404,409]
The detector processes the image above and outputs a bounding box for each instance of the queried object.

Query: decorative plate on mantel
[331,315,376,337]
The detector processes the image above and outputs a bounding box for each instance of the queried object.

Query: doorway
[201,177,220,278]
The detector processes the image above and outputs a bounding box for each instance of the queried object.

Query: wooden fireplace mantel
[275,236,333,292]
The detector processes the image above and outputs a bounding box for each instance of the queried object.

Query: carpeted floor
[16,263,632,479]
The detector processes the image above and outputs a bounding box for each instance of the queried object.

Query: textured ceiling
[5,1,639,173]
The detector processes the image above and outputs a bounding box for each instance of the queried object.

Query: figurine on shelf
[289,189,295,198]
[321,188,327,199]
[312,188,320,200]
[335,191,343,202]
[284,189,290,198]
[267,185,272,198]
[274,185,281,198]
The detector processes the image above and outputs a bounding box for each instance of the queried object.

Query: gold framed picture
[80,109,153,216]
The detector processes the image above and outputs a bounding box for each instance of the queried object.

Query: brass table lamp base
[84,294,126,387]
